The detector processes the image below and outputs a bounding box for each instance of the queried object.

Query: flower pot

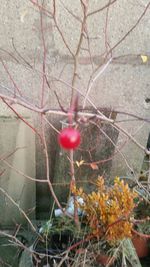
[132,230,150,258]
[95,253,115,266]
[19,230,76,267]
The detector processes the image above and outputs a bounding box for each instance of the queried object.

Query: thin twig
[83,57,112,108]
[109,1,150,54]
[41,114,63,211]
[87,0,117,17]
[0,187,37,232]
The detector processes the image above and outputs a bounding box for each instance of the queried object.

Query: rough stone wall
[0,0,150,221]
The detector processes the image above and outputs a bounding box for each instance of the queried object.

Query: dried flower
[73,177,137,244]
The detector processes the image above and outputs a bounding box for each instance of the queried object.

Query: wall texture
[0,0,150,221]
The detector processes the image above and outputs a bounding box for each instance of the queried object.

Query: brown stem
[87,0,117,17]
[0,187,37,233]
[39,2,47,109]
[71,0,88,103]
[132,228,150,239]
[109,1,150,54]
[69,149,80,228]
[1,60,22,96]
[1,97,43,143]
[41,114,63,211]
[67,234,93,252]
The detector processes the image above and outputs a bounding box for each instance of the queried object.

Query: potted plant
[132,195,150,258]
[18,155,149,267]
[19,217,78,267]
[32,216,84,267]
[72,176,140,266]
[20,176,148,267]
[20,173,150,267]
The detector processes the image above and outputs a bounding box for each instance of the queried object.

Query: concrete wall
[0,118,35,227]
[0,1,150,221]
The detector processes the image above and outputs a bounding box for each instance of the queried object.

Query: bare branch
[87,0,117,17]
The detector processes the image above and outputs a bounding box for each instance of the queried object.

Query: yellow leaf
[20,9,28,23]
[76,160,85,167]
[141,55,148,63]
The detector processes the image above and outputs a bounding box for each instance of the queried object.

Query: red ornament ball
[58,127,81,150]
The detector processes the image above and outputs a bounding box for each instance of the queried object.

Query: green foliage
[39,216,88,239]
[134,198,150,235]
[135,221,150,235]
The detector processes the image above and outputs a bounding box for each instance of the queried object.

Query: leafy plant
[73,176,137,243]
[135,220,150,235]
[133,197,150,235]
[39,216,84,238]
